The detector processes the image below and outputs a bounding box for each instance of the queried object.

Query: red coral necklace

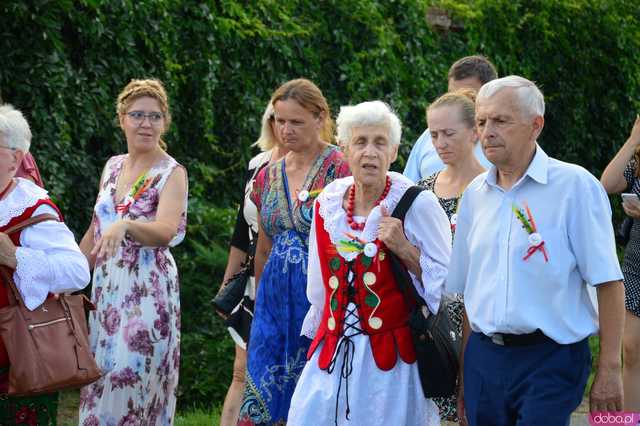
[346,176,391,231]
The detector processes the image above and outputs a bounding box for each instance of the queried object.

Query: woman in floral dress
[417,89,485,421]
[79,79,188,425]
[238,79,350,425]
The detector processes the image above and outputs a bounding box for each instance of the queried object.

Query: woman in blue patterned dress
[238,79,350,425]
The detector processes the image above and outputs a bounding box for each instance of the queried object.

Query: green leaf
[330,257,341,271]
[330,298,338,312]
[365,293,378,308]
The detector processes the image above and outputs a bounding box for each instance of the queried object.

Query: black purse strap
[387,186,427,307]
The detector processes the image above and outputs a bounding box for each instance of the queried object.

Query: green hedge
[437,0,640,176]
[1,0,639,410]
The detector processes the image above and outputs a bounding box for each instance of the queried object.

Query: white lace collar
[0,178,50,227]
[317,171,413,260]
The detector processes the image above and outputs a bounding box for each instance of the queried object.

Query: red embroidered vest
[307,201,416,371]
[0,198,60,369]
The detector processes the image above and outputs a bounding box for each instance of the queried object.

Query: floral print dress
[238,145,349,425]
[80,154,187,426]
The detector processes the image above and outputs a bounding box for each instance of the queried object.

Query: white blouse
[243,150,272,235]
[1,178,90,310]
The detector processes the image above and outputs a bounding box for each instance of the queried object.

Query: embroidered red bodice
[0,198,60,369]
[307,201,416,371]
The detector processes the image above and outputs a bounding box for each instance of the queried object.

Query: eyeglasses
[126,111,164,125]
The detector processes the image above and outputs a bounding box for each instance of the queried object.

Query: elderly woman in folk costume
[0,104,90,424]
[287,101,451,425]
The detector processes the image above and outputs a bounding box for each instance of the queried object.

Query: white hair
[477,75,545,118]
[336,101,402,147]
[0,104,31,152]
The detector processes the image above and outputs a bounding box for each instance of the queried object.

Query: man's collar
[482,143,548,188]
[525,144,549,184]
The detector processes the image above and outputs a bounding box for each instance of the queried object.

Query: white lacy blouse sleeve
[403,190,452,315]
[14,204,91,310]
[300,201,325,339]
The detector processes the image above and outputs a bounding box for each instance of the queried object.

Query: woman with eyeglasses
[79,79,188,425]
[215,102,288,426]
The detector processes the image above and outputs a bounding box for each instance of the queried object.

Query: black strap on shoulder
[391,185,425,222]
[388,186,426,305]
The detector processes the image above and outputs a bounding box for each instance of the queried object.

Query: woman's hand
[378,205,423,278]
[91,220,129,260]
[80,219,97,270]
[378,205,412,254]
[0,233,17,269]
[623,198,640,219]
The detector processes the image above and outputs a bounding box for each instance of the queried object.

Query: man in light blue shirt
[447,76,625,425]
[403,55,497,182]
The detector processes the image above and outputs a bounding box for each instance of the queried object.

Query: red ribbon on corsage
[512,202,548,263]
[115,175,153,215]
[115,201,131,213]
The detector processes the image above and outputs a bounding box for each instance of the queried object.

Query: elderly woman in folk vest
[288,101,452,425]
[0,104,90,424]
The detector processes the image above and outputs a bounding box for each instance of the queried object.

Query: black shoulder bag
[211,248,253,317]
[389,185,461,398]
[212,160,270,317]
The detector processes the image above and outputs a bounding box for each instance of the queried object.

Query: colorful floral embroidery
[362,270,383,329]
[0,369,58,426]
[252,146,349,239]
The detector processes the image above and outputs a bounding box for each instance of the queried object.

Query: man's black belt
[480,330,551,346]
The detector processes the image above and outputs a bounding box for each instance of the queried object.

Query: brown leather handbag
[0,214,101,396]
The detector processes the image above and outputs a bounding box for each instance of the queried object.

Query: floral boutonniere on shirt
[512,202,549,263]
[296,188,323,203]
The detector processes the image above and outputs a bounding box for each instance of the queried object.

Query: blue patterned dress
[238,145,349,425]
